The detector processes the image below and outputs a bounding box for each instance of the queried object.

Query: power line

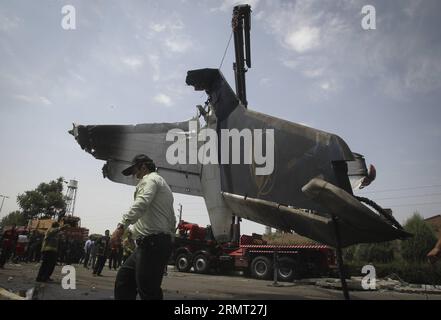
[389,201,441,208]
[372,192,441,201]
[358,184,441,194]
[219,30,233,70]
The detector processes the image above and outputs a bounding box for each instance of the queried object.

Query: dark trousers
[114,234,172,300]
[0,247,12,267]
[122,254,130,264]
[83,249,91,268]
[36,251,58,281]
[117,248,123,268]
[109,249,118,269]
[93,255,106,275]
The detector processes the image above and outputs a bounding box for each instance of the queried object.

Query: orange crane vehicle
[172,220,336,282]
[27,216,89,242]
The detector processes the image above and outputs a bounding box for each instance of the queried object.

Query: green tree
[0,210,27,228]
[352,241,396,263]
[17,177,67,220]
[401,212,437,263]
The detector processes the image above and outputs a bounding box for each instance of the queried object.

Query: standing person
[58,236,67,265]
[89,239,97,269]
[122,231,135,264]
[93,230,110,276]
[34,232,43,263]
[0,225,18,268]
[83,236,92,268]
[36,222,68,282]
[109,225,124,270]
[26,230,38,262]
[114,154,176,300]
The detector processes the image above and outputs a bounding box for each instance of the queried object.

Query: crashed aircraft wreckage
[69,5,410,248]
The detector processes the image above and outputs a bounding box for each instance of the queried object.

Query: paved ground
[1,262,441,300]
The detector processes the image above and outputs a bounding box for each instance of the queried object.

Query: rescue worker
[114,154,176,300]
[36,222,68,282]
[0,224,18,268]
[83,236,93,268]
[122,231,135,264]
[93,230,110,276]
[89,238,97,269]
[109,224,124,270]
[26,230,38,262]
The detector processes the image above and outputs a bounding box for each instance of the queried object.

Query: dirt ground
[1,262,441,300]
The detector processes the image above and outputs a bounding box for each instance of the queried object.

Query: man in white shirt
[114,154,176,300]
[83,237,92,268]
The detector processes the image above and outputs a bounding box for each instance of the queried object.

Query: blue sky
[1,0,440,236]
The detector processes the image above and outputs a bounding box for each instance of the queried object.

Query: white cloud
[14,95,52,106]
[403,0,423,17]
[303,68,324,78]
[147,16,193,54]
[0,14,20,32]
[68,70,86,82]
[260,0,441,98]
[150,23,166,33]
[121,56,144,70]
[154,93,173,107]
[164,36,192,53]
[284,26,320,53]
[149,17,184,33]
[404,57,441,93]
[212,0,260,12]
[259,77,271,86]
[148,54,161,82]
[320,82,331,91]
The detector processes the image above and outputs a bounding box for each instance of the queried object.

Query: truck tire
[193,254,210,274]
[175,253,192,272]
[250,256,273,280]
[277,257,296,282]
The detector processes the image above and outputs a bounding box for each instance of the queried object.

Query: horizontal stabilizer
[302,178,411,247]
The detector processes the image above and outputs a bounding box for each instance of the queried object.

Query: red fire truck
[172,221,336,282]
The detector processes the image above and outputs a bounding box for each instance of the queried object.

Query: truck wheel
[250,256,273,280]
[175,253,191,272]
[277,257,296,282]
[193,254,210,274]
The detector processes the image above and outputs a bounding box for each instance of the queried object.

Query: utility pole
[175,204,183,233]
[0,194,9,216]
[178,204,183,223]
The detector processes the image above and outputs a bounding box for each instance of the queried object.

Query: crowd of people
[0,223,137,280]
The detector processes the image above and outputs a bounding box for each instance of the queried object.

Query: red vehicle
[172,221,336,282]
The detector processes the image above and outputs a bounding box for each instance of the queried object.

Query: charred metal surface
[347,153,376,189]
[186,68,409,246]
[186,68,355,214]
[70,70,409,246]
[70,121,202,196]
[222,191,335,245]
[302,178,411,247]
